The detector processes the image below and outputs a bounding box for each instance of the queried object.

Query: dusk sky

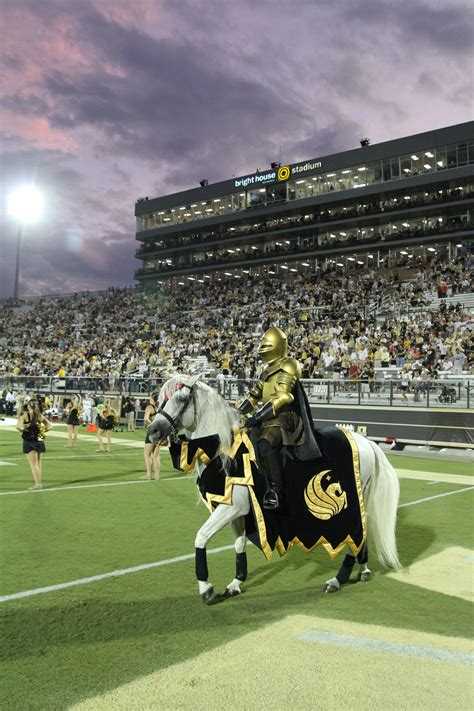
[0,0,472,299]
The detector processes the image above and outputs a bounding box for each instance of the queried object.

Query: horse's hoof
[220,587,241,600]
[322,583,340,594]
[358,570,372,582]
[201,586,215,605]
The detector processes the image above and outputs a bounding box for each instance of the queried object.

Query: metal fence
[0,376,472,410]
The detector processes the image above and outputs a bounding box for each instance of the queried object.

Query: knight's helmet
[258,326,288,364]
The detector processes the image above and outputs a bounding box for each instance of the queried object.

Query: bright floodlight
[7,187,43,224]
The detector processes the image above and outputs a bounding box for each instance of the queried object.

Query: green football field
[0,424,473,710]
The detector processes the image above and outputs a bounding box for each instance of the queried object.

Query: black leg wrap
[357,542,368,565]
[336,554,357,585]
[236,552,248,582]
[195,547,208,581]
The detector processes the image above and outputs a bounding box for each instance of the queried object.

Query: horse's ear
[186,372,204,387]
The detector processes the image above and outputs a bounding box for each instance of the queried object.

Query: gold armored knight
[239,326,304,509]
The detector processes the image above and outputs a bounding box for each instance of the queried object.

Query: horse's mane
[160,376,241,472]
[194,381,241,451]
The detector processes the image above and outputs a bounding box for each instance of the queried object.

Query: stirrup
[263,488,279,510]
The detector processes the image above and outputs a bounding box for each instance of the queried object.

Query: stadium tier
[134,121,474,286]
[1,123,473,429]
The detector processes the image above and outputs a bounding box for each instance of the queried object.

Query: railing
[289,304,373,322]
[0,376,472,410]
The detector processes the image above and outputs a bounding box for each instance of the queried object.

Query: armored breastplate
[261,371,285,403]
[260,357,301,408]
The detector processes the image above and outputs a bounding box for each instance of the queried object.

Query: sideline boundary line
[0,475,192,496]
[0,467,470,497]
[1,485,473,604]
[1,452,146,461]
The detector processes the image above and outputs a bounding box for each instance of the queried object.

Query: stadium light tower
[7,187,43,299]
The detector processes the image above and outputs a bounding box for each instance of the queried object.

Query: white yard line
[2,452,144,461]
[0,474,192,496]
[0,545,234,603]
[1,424,146,448]
[1,484,472,604]
[396,469,472,485]
[398,486,474,508]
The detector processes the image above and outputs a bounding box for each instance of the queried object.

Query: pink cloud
[0,111,76,153]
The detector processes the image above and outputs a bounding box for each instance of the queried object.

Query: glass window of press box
[136,141,474,232]
[140,207,471,274]
[136,183,473,256]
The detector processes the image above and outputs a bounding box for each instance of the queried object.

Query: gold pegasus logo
[304,470,347,520]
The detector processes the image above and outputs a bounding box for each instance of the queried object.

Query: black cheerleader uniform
[22,418,46,455]
[98,412,116,431]
[67,406,81,426]
[144,405,157,444]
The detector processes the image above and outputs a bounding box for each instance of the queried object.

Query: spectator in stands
[452,348,466,375]
[216,370,225,395]
[437,279,449,298]
[236,365,246,397]
[399,365,412,404]
[0,251,472,389]
[380,346,391,368]
[349,360,359,383]
[360,364,372,399]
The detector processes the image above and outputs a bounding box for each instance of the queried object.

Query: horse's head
[147,373,203,441]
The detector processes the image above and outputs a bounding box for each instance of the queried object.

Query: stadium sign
[234,171,277,188]
[233,159,322,188]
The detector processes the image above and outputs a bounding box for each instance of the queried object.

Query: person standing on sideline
[82,393,94,425]
[122,396,136,432]
[16,399,52,490]
[96,398,117,453]
[142,392,162,480]
[5,388,16,416]
[64,395,82,447]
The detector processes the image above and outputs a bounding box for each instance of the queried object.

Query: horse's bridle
[157,382,197,439]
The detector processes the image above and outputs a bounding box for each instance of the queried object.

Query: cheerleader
[141,392,163,480]
[64,395,82,448]
[96,398,118,453]
[16,399,52,490]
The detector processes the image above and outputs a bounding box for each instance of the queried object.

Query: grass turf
[0,427,473,710]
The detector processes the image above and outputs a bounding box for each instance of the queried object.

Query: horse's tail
[365,440,401,569]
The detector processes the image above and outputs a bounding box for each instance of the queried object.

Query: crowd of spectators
[0,251,472,387]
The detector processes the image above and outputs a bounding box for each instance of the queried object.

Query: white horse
[149,374,401,604]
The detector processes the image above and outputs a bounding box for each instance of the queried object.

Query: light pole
[7,187,43,299]
[13,223,23,300]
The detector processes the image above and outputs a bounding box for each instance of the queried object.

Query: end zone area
[71,615,473,710]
